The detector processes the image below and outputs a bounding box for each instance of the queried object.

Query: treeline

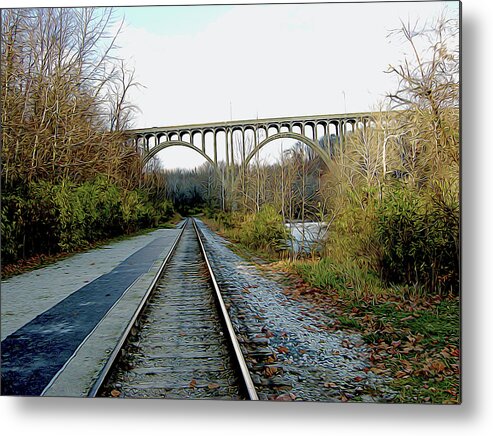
[1,8,173,265]
[163,166,219,216]
[168,16,460,296]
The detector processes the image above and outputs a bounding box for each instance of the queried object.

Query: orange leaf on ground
[264,366,278,377]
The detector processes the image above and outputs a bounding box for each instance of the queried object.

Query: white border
[2,1,492,436]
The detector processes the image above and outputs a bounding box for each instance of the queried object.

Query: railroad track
[90,218,258,400]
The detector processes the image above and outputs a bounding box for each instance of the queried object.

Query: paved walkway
[1,227,182,396]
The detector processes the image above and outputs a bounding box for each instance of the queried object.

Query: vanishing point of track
[90,218,258,400]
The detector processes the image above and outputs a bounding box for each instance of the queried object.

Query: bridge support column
[213,133,217,165]
[212,130,217,166]
[230,130,236,210]
[230,130,235,170]
[225,129,230,211]
[337,121,347,160]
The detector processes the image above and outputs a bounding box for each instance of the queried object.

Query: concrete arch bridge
[126,111,377,186]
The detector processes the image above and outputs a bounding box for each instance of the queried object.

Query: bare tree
[107,60,142,132]
[386,13,459,185]
[1,7,141,188]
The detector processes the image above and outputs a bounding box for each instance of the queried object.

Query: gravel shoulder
[196,219,394,402]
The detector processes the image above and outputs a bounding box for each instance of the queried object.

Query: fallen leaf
[189,379,197,389]
[264,366,278,377]
[341,339,352,348]
[277,346,289,354]
[207,383,220,389]
[110,389,121,397]
[430,360,446,373]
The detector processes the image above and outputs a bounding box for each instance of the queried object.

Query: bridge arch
[142,140,220,177]
[244,132,331,168]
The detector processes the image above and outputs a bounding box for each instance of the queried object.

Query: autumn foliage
[1,8,173,265]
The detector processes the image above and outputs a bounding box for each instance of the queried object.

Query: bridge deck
[127,111,379,135]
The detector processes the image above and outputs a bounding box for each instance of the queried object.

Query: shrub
[77,177,123,241]
[1,177,175,265]
[1,189,29,263]
[376,185,459,294]
[53,180,87,251]
[238,206,288,253]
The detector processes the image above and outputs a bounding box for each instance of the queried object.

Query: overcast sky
[115,2,458,124]
[1,1,460,168]
[106,1,459,168]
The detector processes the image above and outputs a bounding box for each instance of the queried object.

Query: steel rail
[87,218,189,397]
[191,218,259,401]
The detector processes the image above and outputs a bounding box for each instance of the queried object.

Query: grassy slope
[281,260,461,404]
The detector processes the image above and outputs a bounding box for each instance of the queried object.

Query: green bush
[238,206,288,253]
[77,177,123,241]
[376,185,459,294]
[1,182,61,261]
[1,177,175,265]
[1,189,29,263]
[212,210,235,229]
[53,180,88,251]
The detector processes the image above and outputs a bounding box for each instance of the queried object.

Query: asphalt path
[1,229,180,396]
